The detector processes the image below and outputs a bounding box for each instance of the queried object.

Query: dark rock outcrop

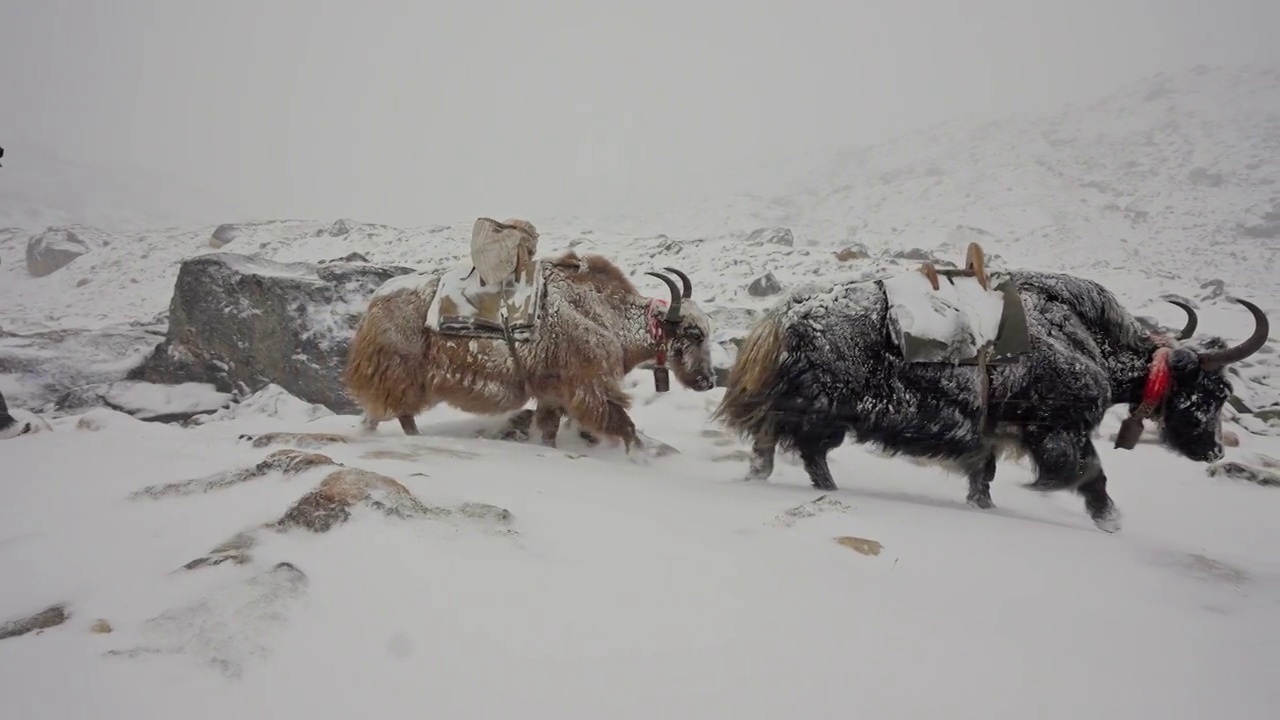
[0,604,69,641]
[127,252,415,413]
[747,272,783,297]
[25,228,89,277]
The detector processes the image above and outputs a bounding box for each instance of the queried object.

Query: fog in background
[2,0,1278,228]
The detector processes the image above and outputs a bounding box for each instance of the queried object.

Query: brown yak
[343,251,716,449]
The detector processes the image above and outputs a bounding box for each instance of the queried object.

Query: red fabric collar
[1139,346,1173,412]
[646,298,669,345]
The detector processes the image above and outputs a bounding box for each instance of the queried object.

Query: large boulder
[26,228,89,277]
[128,253,415,413]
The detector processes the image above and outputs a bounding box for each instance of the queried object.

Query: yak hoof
[497,427,530,443]
[966,495,995,510]
[1091,507,1123,533]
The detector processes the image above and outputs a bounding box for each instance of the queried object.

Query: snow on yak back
[343,250,716,450]
[711,268,1269,533]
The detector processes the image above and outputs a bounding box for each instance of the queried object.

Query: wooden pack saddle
[888,241,1031,366]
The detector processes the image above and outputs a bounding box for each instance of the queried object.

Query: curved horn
[1166,300,1198,339]
[1199,298,1270,370]
[662,266,693,299]
[644,271,683,322]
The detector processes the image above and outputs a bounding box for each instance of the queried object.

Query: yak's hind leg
[359,412,418,436]
[398,415,420,436]
[1023,429,1120,532]
[534,403,564,447]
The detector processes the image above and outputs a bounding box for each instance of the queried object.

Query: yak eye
[684,329,704,343]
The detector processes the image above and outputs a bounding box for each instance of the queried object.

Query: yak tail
[710,307,788,442]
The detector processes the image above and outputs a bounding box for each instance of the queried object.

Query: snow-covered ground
[2,63,1280,718]
[2,385,1279,719]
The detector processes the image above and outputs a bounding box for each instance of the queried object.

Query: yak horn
[644,271,683,322]
[662,266,693,299]
[1199,298,1270,370]
[1166,300,1198,339]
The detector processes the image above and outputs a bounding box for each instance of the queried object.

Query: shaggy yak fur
[0,388,30,440]
[0,389,15,436]
[712,270,1269,532]
[344,251,716,449]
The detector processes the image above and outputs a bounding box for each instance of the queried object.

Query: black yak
[712,269,1268,532]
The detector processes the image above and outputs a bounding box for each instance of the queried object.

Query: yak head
[1146,299,1269,462]
[644,267,716,392]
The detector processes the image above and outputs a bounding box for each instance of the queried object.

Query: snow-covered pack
[425,218,545,342]
[882,244,1030,365]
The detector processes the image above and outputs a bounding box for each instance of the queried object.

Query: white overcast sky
[2,0,1277,226]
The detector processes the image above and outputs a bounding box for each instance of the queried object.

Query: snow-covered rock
[25,228,89,277]
[54,380,233,423]
[128,252,415,413]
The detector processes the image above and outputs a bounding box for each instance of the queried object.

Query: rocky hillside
[603,64,1280,301]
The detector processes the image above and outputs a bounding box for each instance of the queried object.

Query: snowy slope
[2,64,1280,718]
[2,385,1279,719]
[598,64,1280,301]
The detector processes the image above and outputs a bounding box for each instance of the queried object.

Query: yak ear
[1168,347,1199,374]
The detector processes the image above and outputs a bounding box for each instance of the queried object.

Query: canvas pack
[881,268,1030,365]
[424,218,546,341]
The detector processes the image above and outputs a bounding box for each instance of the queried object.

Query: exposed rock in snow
[106,562,309,679]
[747,272,783,296]
[127,252,415,413]
[130,448,339,501]
[0,325,163,411]
[54,380,232,422]
[1207,460,1280,487]
[325,218,352,237]
[744,226,794,247]
[25,228,88,277]
[208,223,243,248]
[0,604,69,641]
[835,244,871,262]
[191,383,336,425]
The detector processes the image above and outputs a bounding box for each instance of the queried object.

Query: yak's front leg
[563,382,639,451]
[1023,430,1121,532]
[744,432,777,481]
[963,449,997,509]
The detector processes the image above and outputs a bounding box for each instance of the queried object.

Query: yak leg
[534,403,564,447]
[1023,430,1120,533]
[398,415,421,436]
[744,432,777,481]
[563,381,638,451]
[796,427,845,492]
[359,414,381,434]
[1076,445,1120,533]
[963,449,998,509]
